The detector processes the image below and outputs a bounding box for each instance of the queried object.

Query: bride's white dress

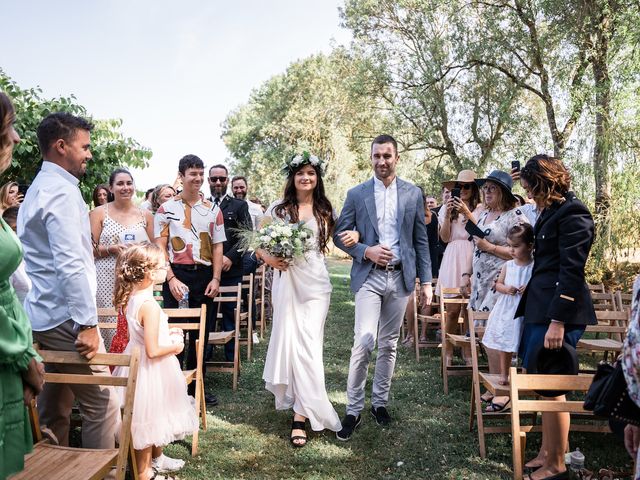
[262,214,342,432]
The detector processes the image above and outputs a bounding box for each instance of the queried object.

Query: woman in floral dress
[464,170,529,313]
[623,275,640,480]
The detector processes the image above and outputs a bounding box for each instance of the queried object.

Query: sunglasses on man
[209,176,228,183]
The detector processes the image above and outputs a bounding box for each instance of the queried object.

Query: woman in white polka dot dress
[90,168,154,349]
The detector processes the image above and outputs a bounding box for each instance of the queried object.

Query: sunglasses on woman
[455,183,473,190]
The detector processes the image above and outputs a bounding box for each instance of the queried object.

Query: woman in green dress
[0,92,44,479]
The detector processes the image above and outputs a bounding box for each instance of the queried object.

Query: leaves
[0,69,151,203]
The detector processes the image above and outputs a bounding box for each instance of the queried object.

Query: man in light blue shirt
[18,113,120,451]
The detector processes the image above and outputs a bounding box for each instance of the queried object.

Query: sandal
[480,392,494,403]
[150,467,179,479]
[290,420,307,448]
[485,399,510,413]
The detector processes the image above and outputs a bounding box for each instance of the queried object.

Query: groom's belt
[372,262,402,272]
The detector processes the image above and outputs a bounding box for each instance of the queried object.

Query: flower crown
[282,151,327,176]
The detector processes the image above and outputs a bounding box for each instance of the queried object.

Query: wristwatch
[74,323,97,332]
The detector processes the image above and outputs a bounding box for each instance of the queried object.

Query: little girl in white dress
[113,243,198,480]
[481,223,534,412]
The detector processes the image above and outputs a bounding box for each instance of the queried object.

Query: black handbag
[584,360,640,426]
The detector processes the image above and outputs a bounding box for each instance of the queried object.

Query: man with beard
[18,113,121,456]
[208,165,253,356]
[231,175,264,229]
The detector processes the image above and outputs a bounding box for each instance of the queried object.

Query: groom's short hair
[371,134,398,155]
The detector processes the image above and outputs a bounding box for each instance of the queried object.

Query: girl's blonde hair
[113,243,165,308]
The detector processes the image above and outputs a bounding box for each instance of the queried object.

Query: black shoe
[205,393,219,406]
[336,414,362,441]
[370,406,391,426]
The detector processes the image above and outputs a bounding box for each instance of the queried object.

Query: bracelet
[167,275,175,283]
[461,273,471,278]
[212,277,220,282]
[492,244,498,253]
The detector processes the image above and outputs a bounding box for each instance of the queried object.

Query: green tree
[0,69,151,202]
[222,50,392,207]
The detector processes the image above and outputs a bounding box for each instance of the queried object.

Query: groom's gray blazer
[334,177,432,294]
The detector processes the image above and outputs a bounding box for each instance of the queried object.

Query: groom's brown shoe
[336,414,361,441]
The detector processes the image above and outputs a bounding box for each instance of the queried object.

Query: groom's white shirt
[373,176,400,263]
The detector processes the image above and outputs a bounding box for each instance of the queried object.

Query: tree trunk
[590,1,612,244]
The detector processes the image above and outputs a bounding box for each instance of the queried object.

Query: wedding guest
[425,195,438,210]
[259,153,341,447]
[515,154,596,480]
[231,175,263,334]
[232,175,264,229]
[18,112,121,451]
[92,183,110,208]
[623,275,640,480]
[112,244,197,480]
[402,191,441,346]
[481,223,534,412]
[155,154,225,406]
[90,168,154,349]
[0,180,21,213]
[334,134,432,440]
[208,164,252,358]
[437,170,482,365]
[0,92,44,480]
[465,170,528,314]
[150,183,176,215]
[2,206,31,304]
[140,187,154,211]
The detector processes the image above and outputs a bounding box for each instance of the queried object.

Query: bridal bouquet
[237,219,315,262]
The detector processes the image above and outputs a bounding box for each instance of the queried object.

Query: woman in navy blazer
[515,154,597,480]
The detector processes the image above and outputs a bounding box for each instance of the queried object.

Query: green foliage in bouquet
[235,219,315,261]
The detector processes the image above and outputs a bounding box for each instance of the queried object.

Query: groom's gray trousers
[346,268,411,416]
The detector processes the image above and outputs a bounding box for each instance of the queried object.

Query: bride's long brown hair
[273,163,335,253]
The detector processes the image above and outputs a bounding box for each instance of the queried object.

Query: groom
[333,134,432,440]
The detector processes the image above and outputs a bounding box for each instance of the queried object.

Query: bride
[257,153,356,447]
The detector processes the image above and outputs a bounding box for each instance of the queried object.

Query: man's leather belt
[373,263,402,272]
[171,263,210,271]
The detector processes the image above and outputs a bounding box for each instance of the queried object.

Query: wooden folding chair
[615,290,632,312]
[590,291,617,311]
[578,309,629,361]
[439,288,471,394]
[17,348,140,480]
[509,368,608,480]
[254,264,267,338]
[238,274,254,360]
[468,310,536,458]
[410,279,441,361]
[207,284,242,390]
[163,306,208,456]
[588,283,606,294]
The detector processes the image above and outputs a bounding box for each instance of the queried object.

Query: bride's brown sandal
[290,420,307,448]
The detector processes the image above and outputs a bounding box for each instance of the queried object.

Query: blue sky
[1,0,351,190]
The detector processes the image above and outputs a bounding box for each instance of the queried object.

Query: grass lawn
[168,258,633,479]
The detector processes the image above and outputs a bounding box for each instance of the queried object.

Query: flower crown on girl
[282,151,327,177]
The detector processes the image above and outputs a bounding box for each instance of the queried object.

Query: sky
[0,0,352,190]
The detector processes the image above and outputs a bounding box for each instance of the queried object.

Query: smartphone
[451,187,461,199]
[17,184,29,196]
[511,160,520,172]
[465,221,487,239]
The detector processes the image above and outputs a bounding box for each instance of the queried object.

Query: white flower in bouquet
[234,218,315,264]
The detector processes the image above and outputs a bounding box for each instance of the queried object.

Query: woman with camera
[437,170,482,365]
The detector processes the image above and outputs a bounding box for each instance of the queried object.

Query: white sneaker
[152,453,185,473]
[252,332,260,344]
